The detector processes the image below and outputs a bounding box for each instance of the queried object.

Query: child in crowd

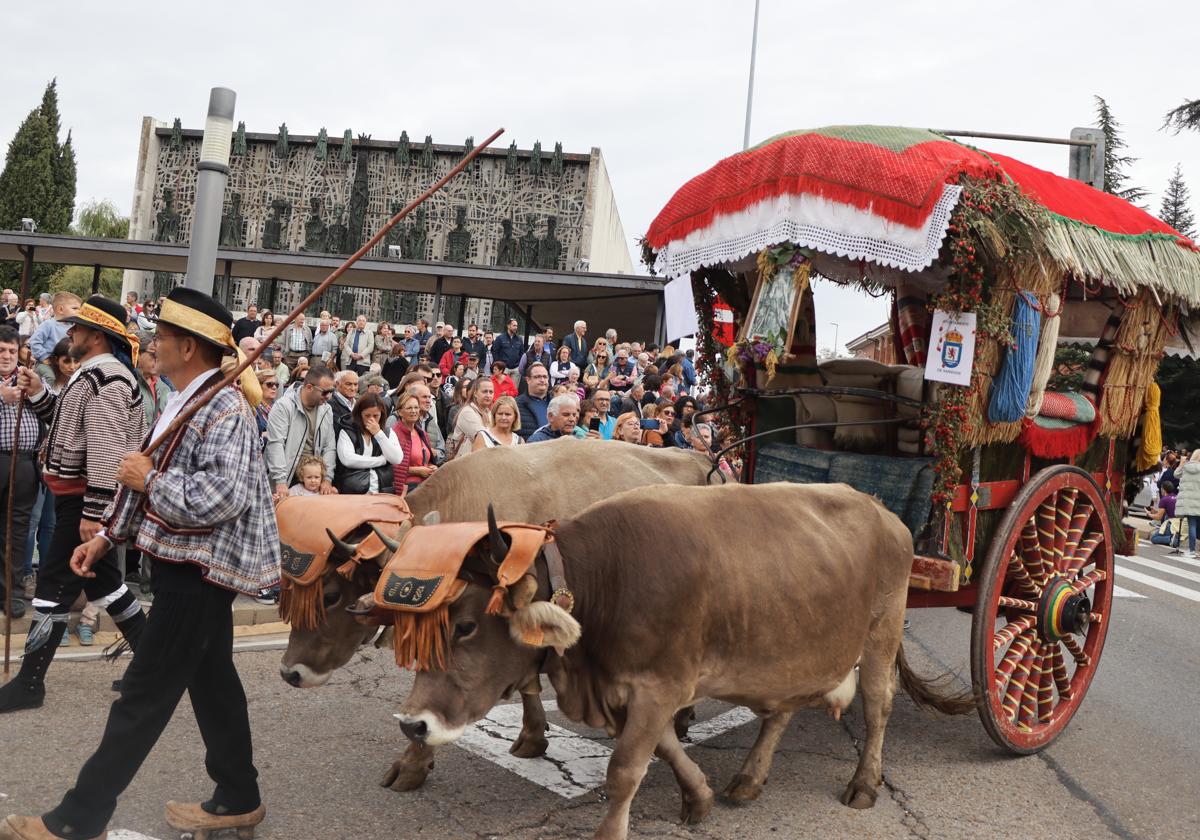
[289,456,326,497]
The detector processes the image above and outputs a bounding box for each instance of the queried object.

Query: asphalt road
[1,538,1197,840]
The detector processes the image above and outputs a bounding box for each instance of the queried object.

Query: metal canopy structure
[0,232,666,341]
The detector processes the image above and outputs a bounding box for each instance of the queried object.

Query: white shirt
[151,367,220,442]
[336,426,403,493]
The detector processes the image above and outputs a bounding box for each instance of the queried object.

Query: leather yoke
[374,522,551,613]
[277,495,412,586]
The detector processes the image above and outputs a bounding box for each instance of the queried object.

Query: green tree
[1093,96,1148,205]
[1163,99,1200,134]
[1157,355,1200,449]
[1159,164,1196,238]
[47,265,122,300]
[73,199,129,240]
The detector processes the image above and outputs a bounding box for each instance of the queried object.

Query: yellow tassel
[1136,381,1163,472]
[764,348,779,384]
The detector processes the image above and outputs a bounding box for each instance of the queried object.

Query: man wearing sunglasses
[264,365,338,502]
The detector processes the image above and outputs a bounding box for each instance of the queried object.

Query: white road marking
[1114,567,1200,602]
[1112,584,1146,599]
[1120,554,1200,585]
[400,699,759,798]
[109,832,165,840]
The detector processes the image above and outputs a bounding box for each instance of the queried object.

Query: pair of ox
[278,439,718,789]
[278,441,971,840]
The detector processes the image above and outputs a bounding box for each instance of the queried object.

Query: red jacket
[439,349,468,376]
[492,373,518,399]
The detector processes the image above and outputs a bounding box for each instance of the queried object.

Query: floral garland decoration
[726,244,812,385]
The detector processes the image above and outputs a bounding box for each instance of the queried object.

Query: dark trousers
[0,453,38,601]
[34,495,122,606]
[44,575,260,835]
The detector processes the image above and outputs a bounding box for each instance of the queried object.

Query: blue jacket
[30,319,70,362]
[528,424,567,443]
[516,393,550,440]
[563,333,589,368]
[680,357,697,394]
[492,331,525,370]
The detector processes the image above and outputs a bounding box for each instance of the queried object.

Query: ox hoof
[680,784,715,824]
[722,773,765,803]
[839,780,878,810]
[509,729,549,759]
[380,756,434,791]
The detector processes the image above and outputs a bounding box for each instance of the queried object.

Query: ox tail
[895,644,976,716]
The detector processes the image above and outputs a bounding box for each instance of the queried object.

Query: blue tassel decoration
[988,291,1041,424]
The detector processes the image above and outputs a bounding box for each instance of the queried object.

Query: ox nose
[281,669,302,687]
[400,719,428,742]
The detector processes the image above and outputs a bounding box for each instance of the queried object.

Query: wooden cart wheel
[969,464,1114,754]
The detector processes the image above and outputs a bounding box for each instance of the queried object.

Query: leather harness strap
[541,537,574,614]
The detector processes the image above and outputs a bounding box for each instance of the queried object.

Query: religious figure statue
[518,214,539,268]
[537,215,563,270]
[496,218,519,266]
[340,129,353,163]
[402,207,427,260]
[169,119,183,150]
[462,136,474,163]
[445,206,472,263]
[276,123,289,159]
[315,128,328,160]
[505,141,519,175]
[385,201,405,255]
[346,136,371,251]
[551,142,564,177]
[154,187,180,243]
[233,122,247,156]
[421,135,434,170]
[219,193,245,247]
[397,131,410,166]
[302,197,327,252]
[261,199,291,250]
[326,204,347,254]
[530,141,542,176]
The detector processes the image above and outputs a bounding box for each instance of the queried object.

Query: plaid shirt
[104,379,280,596]
[0,371,44,452]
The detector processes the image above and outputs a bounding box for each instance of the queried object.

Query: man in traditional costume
[0,296,147,714]
[0,288,280,840]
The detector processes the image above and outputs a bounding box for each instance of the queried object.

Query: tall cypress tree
[1159,164,1196,239]
[1094,96,1149,205]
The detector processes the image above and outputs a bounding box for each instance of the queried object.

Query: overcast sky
[2,0,1197,350]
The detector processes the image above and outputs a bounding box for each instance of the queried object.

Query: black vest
[333,417,394,495]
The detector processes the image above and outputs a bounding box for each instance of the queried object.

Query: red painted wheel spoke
[1018,521,1043,589]
[997,595,1038,612]
[993,616,1034,650]
[994,628,1036,691]
[1017,647,1047,728]
[1035,499,1058,584]
[1001,639,1037,719]
[1061,501,1095,568]
[1006,553,1041,597]
[1068,531,1104,575]
[1071,568,1106,594]
[1036,644,1056,722]
[1050,644,1073,701]
[1051,489,1077,571]
[1061,635,1090,667]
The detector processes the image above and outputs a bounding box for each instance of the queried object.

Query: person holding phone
[615,412,646,445]
[573,399,602,440]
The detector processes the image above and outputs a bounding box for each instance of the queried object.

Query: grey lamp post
[184,87,236,295]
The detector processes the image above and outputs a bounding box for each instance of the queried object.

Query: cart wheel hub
[1037,577,1090,643]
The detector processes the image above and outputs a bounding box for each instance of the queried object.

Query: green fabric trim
[747,125,943,155]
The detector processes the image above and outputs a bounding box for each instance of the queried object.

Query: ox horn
[487,503,511,567]
[326,528,360,557]
[369,523,402,553]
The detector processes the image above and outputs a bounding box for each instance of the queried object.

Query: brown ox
[278,438,715,789]
[392,483,971,840]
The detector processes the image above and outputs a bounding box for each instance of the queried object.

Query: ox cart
[645,125,1200,753]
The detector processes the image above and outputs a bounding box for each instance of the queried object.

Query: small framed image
[741,265,803,351]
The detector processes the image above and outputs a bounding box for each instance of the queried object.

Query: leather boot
[0,815,106,839]
[165,802,265,838]
[0,618,67,713]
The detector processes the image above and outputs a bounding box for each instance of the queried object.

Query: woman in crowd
[614,411,644,445]
[472,394,522,450]
[16,299,39,338]
[654,399,680,447]
[640,404,663,446]
[42,338,78,395]
[668,394,698,447]
[549,344,577,388]
[587,338,610,367]
[253,310,276,343]
[35,293,52,324]
[254,369,278,446]
[575,399,598,439]
[565,367,585,401]
[372,322,395,369]
[584,348,612,392]
[439,336,465,376]
[445,373,473,433]
[336,392,403,494]
[1173,451,1200,558]
[393,391,437,493]
[490,360,518,399]
[450,376,494,459]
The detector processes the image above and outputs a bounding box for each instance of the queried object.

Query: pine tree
[1094,96,1148,204]
[1159,164,1196,239]
[1163,99,1200,134]
[52,130,77,234]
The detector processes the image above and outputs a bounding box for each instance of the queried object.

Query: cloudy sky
[2,0,1196,349]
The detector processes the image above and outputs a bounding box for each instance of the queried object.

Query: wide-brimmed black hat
[155,287,236,355]
[62,295,135,352]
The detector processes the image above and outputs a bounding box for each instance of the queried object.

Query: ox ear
[508,600,581,653]
[423,511,441,526]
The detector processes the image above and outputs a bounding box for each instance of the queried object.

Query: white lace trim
[653,184,962,278]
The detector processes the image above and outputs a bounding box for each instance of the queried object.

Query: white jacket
[1174,462,1200,517]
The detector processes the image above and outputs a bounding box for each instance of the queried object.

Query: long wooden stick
[4,247,33,676]
[143,126,505,456]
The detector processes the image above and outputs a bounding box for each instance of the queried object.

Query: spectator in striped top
[0,326,45,620]
[0,296,147,714]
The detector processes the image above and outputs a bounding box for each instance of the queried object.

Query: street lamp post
[742,0,761,150]
[830,321,839,358]
[184,87,236,295]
